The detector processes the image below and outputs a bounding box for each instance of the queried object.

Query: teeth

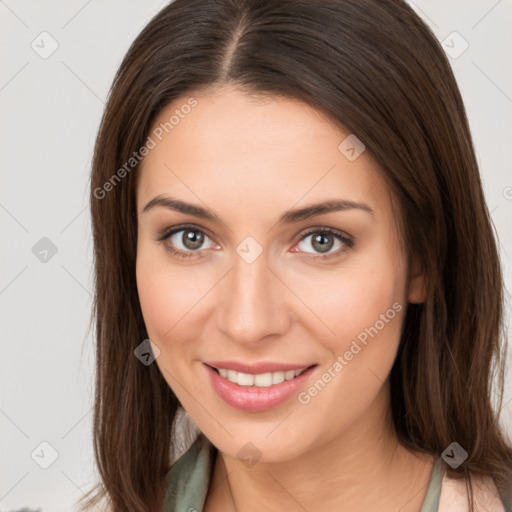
[272,371,285,385]
[216,367,308,386]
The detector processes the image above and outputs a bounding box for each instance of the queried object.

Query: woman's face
[135,85,424,462]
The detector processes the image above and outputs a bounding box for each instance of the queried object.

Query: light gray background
[1,1,511,510]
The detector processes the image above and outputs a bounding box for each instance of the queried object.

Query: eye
[155,224,354,261]
[156,224,218,260]
[294,227,354,260]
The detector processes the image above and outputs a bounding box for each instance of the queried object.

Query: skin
[135,84,431,511]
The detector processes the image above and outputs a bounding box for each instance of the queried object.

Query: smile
[204,362,318,412]
[213,367,307,387]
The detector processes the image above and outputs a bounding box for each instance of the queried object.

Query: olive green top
[161,433,512,511]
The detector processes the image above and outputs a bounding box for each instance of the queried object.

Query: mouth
[206,364,314,387]
[204,362,318,412]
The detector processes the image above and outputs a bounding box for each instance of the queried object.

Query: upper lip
[204,361,317,374]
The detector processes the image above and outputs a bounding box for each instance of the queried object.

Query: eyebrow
[142,195,375,224]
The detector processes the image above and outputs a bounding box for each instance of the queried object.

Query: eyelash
[155,224,355,261]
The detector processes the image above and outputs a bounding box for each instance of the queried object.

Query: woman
[82,0,512,510]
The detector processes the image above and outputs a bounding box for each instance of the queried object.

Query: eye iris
[312,233,334,253]
[183,229,204,250]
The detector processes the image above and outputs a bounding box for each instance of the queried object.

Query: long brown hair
[81,0,512,510]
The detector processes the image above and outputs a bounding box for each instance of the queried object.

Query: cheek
[345,269,403,334]
[292,265,406,434]
[135,244,216,351]
[136,252,168,339]
[136,246,188,344]
[296,256,406,349]
[293,248,408,415]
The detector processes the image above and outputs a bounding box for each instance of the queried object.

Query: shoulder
[438,471,510,512]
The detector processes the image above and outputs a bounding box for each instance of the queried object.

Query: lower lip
[205,363,317,412]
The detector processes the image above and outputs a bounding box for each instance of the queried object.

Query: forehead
[136,86,391,223]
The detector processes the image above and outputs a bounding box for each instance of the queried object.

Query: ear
[407,254,427,304]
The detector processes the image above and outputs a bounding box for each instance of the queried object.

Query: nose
[215,249,293,346]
